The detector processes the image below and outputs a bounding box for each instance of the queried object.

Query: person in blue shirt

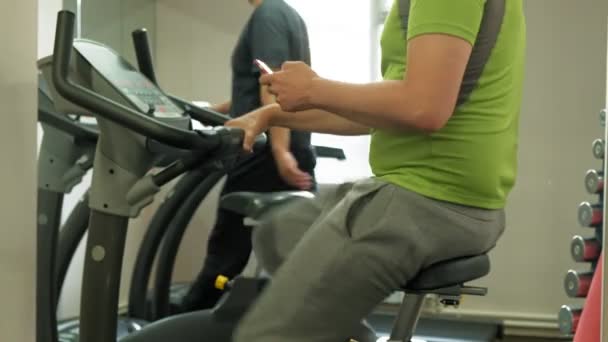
[180,0,317,312]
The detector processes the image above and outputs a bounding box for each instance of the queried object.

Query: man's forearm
[305,35,472,133]
[266,104,370,136]
[211,100,231,114]
[260,85,293,153]
[309,79,437,132]
[269,127,291,153]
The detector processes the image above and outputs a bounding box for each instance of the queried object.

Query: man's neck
[251,0,264,8]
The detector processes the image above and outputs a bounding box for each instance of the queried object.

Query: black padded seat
[405,254,490,292]
[220,191,314,219]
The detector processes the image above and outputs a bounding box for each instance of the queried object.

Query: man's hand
[209,101,231,114]
[273,150,313,190]
[259,62,318,112]
[225,105,275,152]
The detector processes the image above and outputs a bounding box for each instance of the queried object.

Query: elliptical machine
[38,22,343,342]
[44,10,266,342]
[37,75,98,342]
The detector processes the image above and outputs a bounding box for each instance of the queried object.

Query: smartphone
[254,59,273,75]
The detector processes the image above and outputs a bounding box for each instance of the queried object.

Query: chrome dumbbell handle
[584,170,604,194]
[592,139,605,160]
[564,270,593,298]
[571,235,601,262]
[558,305,582,335]
[578,202,602,227]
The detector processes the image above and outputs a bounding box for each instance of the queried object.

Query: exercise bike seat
[404,254,490,293]
[220,191,314,219]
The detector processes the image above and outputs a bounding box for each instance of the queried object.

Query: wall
[445,0,608,332]
[155,0,251,102]
[39,0,62,57]
[0,0,37,341]
[81,0,156,66]
[62,0,156,65]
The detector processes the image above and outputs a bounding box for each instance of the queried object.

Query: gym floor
[368,314,571,342]
[500,339,566,342]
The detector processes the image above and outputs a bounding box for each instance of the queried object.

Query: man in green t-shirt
[228,0,526,341]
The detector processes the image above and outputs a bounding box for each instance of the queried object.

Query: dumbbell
[571,235,601,262]
[592,139,605,160]
[584,170,604,194]
[578,202,602,227]
[564,270,593,297]
[558,305,582,334]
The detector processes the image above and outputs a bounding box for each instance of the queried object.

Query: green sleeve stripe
[407,0,485,43]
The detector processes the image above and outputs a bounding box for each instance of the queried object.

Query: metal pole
[79,210,128,342]
[388,294,425,342]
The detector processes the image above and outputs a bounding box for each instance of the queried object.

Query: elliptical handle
[169,95,232,126]
[38,107,98,142]
[132,28,158,86]
[51,11,208,150]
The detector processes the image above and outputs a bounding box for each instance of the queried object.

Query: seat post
[388,293,426,342]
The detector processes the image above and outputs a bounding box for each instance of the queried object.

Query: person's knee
[232,322,251,342]
[253,197,321,274]
[232,311,267,342]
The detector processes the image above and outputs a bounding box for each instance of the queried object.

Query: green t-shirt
[370,0,526,209]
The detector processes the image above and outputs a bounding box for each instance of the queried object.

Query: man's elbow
[400,106,452,133]
[414,112,450,133]
[394,88,455,133]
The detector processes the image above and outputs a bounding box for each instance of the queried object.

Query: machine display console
[73,40,183,119]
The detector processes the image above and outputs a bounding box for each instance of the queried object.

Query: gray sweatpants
[233,178,506,342]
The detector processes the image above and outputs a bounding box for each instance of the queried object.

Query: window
[285,0,389,183]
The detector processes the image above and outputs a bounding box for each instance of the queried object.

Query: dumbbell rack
[558,109,607,337]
